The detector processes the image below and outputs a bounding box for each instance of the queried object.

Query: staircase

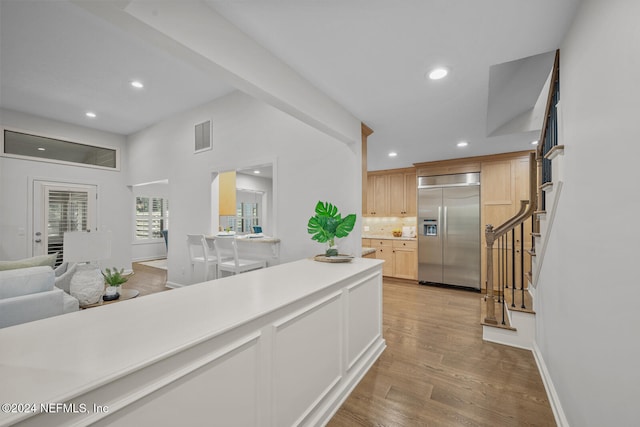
[481,50,562,350]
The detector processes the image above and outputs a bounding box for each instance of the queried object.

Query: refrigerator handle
[444,206,447,238]
[438,206,442,235]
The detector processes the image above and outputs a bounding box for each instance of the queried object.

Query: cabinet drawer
[392,240,417,249]
[362,238,371,247]
[373,239,393,247]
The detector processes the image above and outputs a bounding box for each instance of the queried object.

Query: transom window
[3,129,118,169]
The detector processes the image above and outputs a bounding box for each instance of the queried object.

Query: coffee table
[82,289,139,309]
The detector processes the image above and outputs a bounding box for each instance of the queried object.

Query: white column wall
[127,91,361,286]
[536,1,640,426]
[0,109,132,271]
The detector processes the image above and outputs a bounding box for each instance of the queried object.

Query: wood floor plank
[123,262,170,297]
[328,279,555,426]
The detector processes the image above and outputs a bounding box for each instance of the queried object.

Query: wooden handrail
[484,51,559,325]
[536,50,560,159]
[484,152,537,324]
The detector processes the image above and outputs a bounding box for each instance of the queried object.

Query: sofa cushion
[62,292,80,313]
[54,263,77,294]
[0,253,58,271]
[0,266,55,299]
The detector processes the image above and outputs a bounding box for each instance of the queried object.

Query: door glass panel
[35,183,96,266]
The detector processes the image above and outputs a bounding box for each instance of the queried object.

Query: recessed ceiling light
[37,147,46,151]
[531,140,539,145]
[388,152,398,157]
[457,141,468,147]
[86,112,96,118]
[253,170,261,174]
[131,80,144,89]
[428,67,449,80]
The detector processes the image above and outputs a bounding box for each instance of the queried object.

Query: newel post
[484,224,497,324]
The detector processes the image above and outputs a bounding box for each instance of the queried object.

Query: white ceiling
[0,0,581,170]
[0,0,235,135]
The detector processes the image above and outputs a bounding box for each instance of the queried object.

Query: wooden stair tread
[540,182,553,190]
[480,297,516,331]
[544,144,565,160]
[503,285,536,314]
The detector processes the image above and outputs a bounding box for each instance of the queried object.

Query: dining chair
[213,236,267,277]
[186,234,218,282]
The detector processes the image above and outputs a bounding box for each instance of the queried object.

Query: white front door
[32,181,97,264]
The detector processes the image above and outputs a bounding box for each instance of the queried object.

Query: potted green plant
[307,201,356,257]
[102,267,129,301]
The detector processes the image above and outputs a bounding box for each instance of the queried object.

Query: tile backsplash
[363,217,417,237]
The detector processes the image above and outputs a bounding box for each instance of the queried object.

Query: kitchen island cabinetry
[0,259,385,427]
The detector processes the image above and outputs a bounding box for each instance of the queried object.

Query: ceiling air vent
[194,120,212,153]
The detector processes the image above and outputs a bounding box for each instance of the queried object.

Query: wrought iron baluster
[520,223,526,309]
[511,229,516,308]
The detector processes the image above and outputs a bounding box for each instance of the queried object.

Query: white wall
[536,2,640,426]
[0,109,132,271]
[127,91,361,286]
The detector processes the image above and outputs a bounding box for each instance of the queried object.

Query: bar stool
[213,236,267,277]
[186,234,218,282]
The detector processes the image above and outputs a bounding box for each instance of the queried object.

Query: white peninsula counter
[0,257,385,427]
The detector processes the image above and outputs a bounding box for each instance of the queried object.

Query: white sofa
[54,262,80,313]
[0,265,79,329]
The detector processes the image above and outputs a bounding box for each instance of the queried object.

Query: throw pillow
[0,253,58,271]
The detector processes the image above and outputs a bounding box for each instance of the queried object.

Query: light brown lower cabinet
[370,239,417,280]
[392,240,417,280]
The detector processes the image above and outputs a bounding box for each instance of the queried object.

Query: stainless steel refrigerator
[418,173,480,290]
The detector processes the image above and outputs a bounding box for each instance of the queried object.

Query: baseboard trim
[165,281,184,289]
[132,256,167,263]
[533,341,570,427]
[313,339,386,426]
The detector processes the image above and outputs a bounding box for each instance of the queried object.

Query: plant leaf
[308,200,356,244]
[307,216,331,243]
[315,201,338,219]
[335,214,356,238]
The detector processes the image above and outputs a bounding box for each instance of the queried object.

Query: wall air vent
[194,120,212,153]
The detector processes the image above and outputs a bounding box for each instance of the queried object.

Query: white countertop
[0,257,382,425]
[362,234,417,241]
[362,247,377,255]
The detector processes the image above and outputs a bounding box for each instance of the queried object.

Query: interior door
[33,181,97,265]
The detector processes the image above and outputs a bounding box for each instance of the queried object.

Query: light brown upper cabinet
[366,168,416,217]
[366,174,389,216]
[388,172,416,216]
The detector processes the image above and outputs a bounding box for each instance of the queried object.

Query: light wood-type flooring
[123,261,171,297]
[329,278,555,427]
[128,263,555,426]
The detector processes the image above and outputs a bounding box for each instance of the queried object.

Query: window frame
[1,126,120,171]
[134,196,169,243]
